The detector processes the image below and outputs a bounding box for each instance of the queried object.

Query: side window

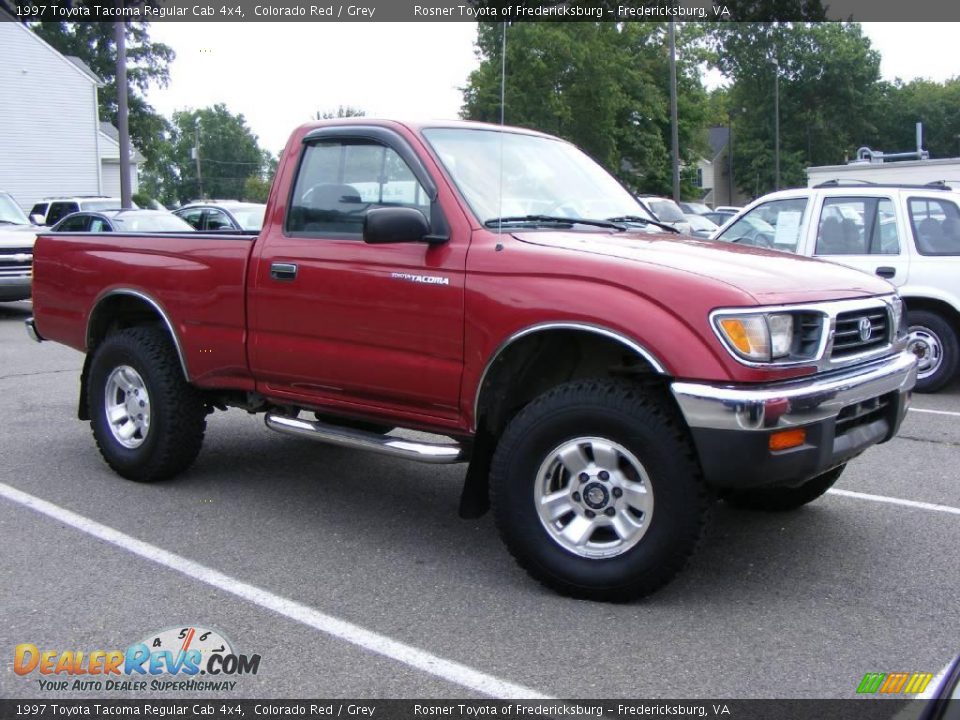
[179,209,204,230]
[816,197,899,256]
[908,197,960,256]
[716,198,807,252]
[89,218,111,232]
[57,214,90,232]
[47,202,79,226]
[30,203,48,220]
[204,209,232,231]
[287,140,431,237]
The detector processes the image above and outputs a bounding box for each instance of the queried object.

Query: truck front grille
[831,307,889,359]
[0,247,32,278]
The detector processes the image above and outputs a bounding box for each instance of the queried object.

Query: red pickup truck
[27,119,917,600]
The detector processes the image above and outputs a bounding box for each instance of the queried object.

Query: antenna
[498,21,506,235]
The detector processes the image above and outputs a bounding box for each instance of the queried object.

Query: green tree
[461,22,708,198]
[706,22,881,197]
[169,104,270,204]
[23,19,176,197]
[316,105,367,119]
[869,78,960,159]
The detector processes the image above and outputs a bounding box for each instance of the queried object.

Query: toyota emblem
[858,316,872,342]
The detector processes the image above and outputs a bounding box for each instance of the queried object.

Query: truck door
[811,195,908,287]
[247,127,467,423]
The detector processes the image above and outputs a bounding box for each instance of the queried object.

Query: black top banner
[0,0,958,22]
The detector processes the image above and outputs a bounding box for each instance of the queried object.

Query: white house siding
[0,23,101,210]
[98,129,140,197]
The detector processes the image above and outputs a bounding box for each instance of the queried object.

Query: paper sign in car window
[773,211,802,250]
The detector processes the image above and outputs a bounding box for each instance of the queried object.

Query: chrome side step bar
[264,414,468,464]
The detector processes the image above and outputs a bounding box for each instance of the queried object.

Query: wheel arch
[472,323,668,436]
[902,294,960,335]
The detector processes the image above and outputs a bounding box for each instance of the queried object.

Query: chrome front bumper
[671,351,917,489]
[25,317,44,343]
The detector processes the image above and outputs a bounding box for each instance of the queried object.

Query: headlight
[715,312,795,362]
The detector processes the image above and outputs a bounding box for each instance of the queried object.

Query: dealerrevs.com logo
[14,626,261,693]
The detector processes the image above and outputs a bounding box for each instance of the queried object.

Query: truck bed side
[32,231,257,389]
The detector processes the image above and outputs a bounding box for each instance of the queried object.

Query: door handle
[875,266,896,279]
[270,262,298,281]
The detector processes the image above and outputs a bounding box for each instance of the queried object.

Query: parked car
[174,202,267,232]
[702,210,737,227]
[683,213,718,239]
[636,196,693,234]
[51,209,194,233]
[712,182,960,391]
[678,201,712,215]
[0,191,39,302]
[29,196,139,227]
[28,119,916,601]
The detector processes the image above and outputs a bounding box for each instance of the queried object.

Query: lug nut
[585,509,596,519]
[612,488,623,498]
[572,492,581,503]
[598,471,610,481]
[139,401,145,408]
[578,472,589,483]
[605,507,616,517]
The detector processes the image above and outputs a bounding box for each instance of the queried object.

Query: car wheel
[907,310,959,393]
[723,464,845,512]
[490,379,710,601]
[88,326,207,482]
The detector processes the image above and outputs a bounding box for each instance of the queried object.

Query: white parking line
[0,482,551,701]
[909,407,960,418]
[827,488,960,516]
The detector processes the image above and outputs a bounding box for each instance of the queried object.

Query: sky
[147,22,960,156]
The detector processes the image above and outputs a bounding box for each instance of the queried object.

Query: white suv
[712,181,960,392]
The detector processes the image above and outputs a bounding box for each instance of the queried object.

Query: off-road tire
[907,310,959,393]
[490,379,710,602]
[723,464,845,512]
[88,326,206,482]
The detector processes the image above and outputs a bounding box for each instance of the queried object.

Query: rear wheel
[88,326,206,482]
[490,379,709,601]
[907,310,958,393]
[723,465,845,512]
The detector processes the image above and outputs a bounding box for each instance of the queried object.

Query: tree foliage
[461,22,708,198]
[168,104,271,204]
[706,22,881,196]
[317,105,367,119]
[869,79,960,159]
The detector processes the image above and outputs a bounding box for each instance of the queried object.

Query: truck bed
[32,231,257,388]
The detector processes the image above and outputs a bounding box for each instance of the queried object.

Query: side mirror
[30,214,45,226]
[363,207,433,244]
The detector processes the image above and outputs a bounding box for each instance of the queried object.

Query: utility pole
[773,56,780,191]
[115,21,132,209]
[668,19,680,203]
[193,120,203,200]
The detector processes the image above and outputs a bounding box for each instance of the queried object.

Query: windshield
[230,205,266,231]
[646,199,686,223]
[422,128,653,226]
[112,213,193,232]
[0,193,30,225]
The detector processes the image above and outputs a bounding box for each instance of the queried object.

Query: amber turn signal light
[769,428,806,451]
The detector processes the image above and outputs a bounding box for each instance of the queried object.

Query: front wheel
[907,310,959,393]
[490,379,709,601]
[88,326,207,482]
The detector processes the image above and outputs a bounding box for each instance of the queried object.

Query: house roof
[99,122,145,163]
[708,127,730,158]
[65,56,103,85]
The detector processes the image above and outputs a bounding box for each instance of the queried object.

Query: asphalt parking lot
[1,298,958,701]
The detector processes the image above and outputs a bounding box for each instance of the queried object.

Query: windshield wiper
[484,215,626,231]
[606,215,680,233]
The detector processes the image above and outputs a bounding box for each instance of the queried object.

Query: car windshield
[111,213,193,232]
[647,199,686,223]
[0,193,30,225]
[230,205,266,231]
[422,128,654,226]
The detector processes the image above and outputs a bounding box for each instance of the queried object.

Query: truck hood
[512,230,894,304]
[0,224,39,249]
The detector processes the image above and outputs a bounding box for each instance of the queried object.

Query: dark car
[51,209,195,233]
[702,210,737,227]
[174,202,266,232]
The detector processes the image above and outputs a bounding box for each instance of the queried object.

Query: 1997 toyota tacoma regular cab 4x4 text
[27,120,918,600]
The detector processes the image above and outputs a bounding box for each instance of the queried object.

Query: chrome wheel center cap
[582,482,609,510]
